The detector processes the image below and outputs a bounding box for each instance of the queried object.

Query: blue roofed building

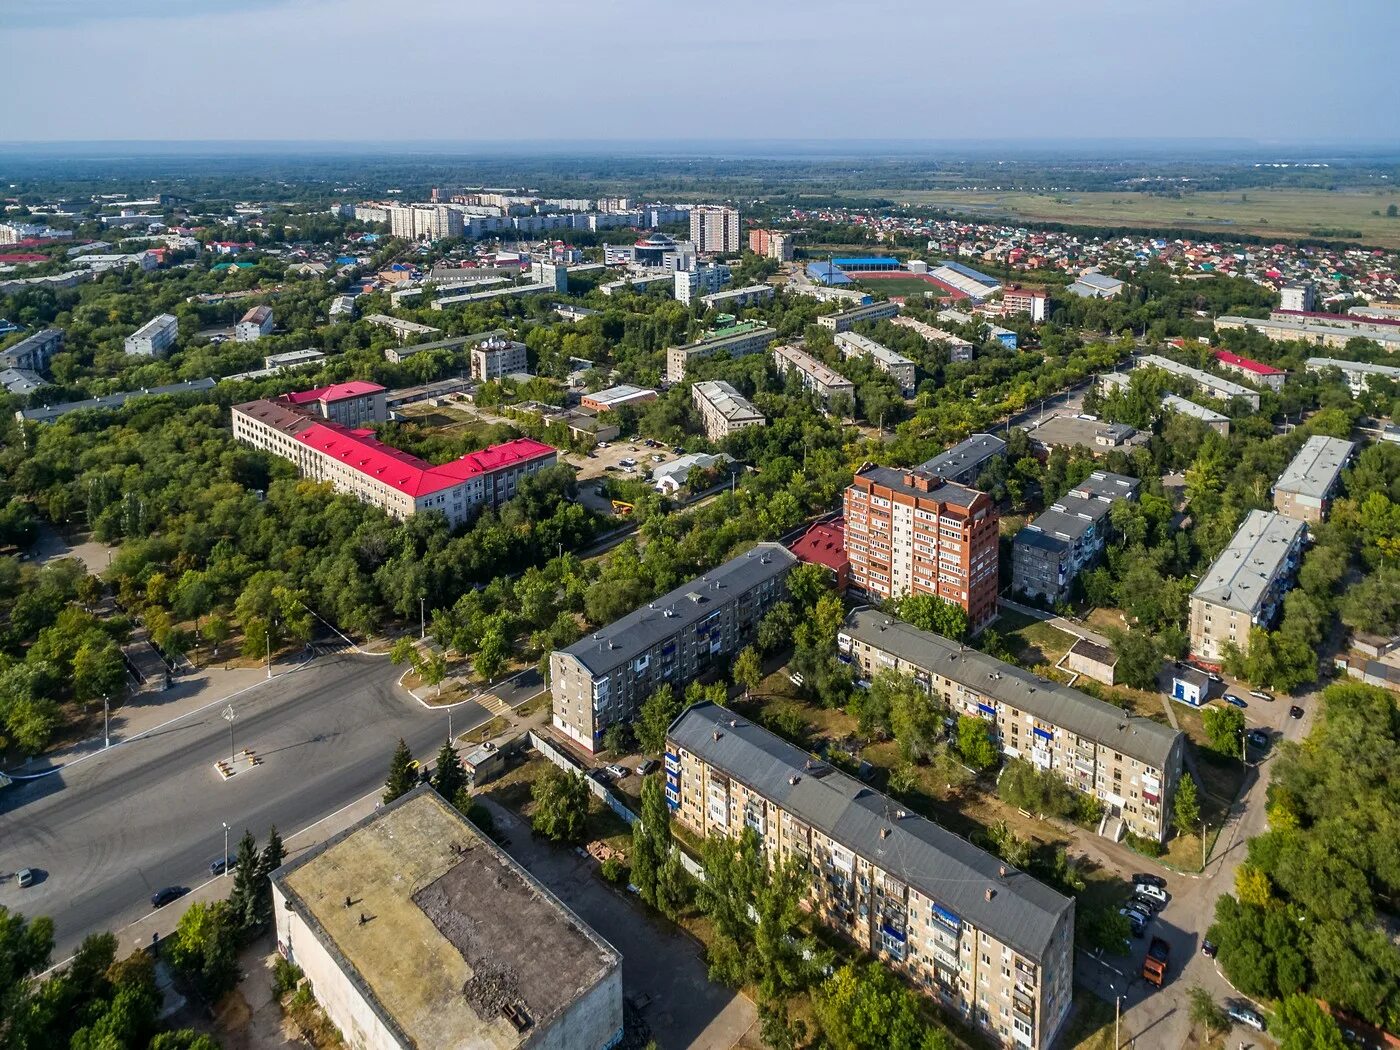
[832,257,900,272]
[807,261,852,285]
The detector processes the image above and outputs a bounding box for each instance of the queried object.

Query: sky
[2,0,1398,145]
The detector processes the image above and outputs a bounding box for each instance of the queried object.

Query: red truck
[1142,937,1170,987]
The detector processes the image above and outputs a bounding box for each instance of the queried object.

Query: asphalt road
[0,652,477,958]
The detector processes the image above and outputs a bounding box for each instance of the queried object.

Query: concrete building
[652,452,732,494]
[789,517,850,593]
[1134,354,1260,410]
[690,206,741,255]
[0,328,64,371]
[840,611,1182,844]
[748,229,794,261]
[387,203,465,241]
[1279,282,1316,313]
[263,349,326,373]
[124,313,178,357]
[1002,286,1048,322]
[0,368,45,395]
[916,433,1007,486]
[929,261,1001,300]
[432,282,554,311]
[469,335,529,382]
[365,314,442,342]
[382,330,508,365]
[1161,394,1231,435]
[844,466,999,628]
[271,787,622,1050]
[579,385,657,413]
[817,301,900,333]
[691,379,765,441]
[834,332,916,395]
[699,284,775,311]
[1066,637,1118,686]
[674,263,731,305]
[667,700,1076,1049]
[1170,665,1212,708]
[891,315,974,362]
[1213,350,1286,392]
[1270,308,1400,339]
[1066,272,1124,299]
[235,305,274,342]
[1189,510,1308,664]
[550,543,795,751]
[1023,415,1144,456]
[17,378,219,423]
[1305,357,1400,395]
[329,295,357,320]
[1216,314,1400,352]
[666,322,777,382]
[1011,473,1138,605]
[232,393,554,527]
[1272,435,1355,524]
[771,345,855,410]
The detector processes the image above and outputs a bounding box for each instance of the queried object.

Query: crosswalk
[311,639,354,658]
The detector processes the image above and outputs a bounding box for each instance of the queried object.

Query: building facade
[1306,357,1400,395]
[1272,435,1355,524]
[839,611,1183,845]
[1213,350,1286,392]
[835,331,917,395]
[667,701,1076,1049]
[1011,473,1138,605]
[1189,510,1308,664]
[0,328,64,371]
[666,323,777,382]
[674,263,731,305]
[917,434,1007,486]
[699,284,775,311]
[817,301,900,333]
[1001,286,1048,322]
[690,206,741,255]
[844,466,999,627]
[1133,354,1260,410]
[748,229,794,261]
[550,544,794,751]
[771,345,855,409]
[235,305,273,342]
[124,313,178,357]
[691,379,765,441]
[469,335,529,382]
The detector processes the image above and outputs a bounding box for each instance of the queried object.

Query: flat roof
[1162,394,1229,424]
[1070,470,1140,503]
[1136,355,1256,400]
[842,610,1181,771]
[1275,435,1355,500]
[1069,637,1116,666]
[917,433,1006,478]
[1224,316,1400,346]
[389,329,510,357]
[853,465,984,510]
[692,379,764,423]
[669,701,1074,963]
[272,788,619,1050]
[1192,509,1307,615]
[558,543,795,677]
[1024,414,1139,450]
[582,384,655,407]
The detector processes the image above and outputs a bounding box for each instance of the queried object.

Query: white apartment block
[817,300,900,332]
[835,331,916,395]
[470,336,529,382]
[689,206,741,255]
[0,328,64,371]
[1306,357,1400,395]
[1134,354,1260,410]
[771,344,855,409]
[235,305,273,342]
[124,314,178,358]
[691,379,766,441]
[675,263,731,305]
[699,284,774,311]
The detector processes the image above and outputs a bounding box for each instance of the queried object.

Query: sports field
[851,273,953,298]
[883,187,1400,249]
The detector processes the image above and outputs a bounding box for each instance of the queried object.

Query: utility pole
[419,596,426,640]
[448,707,453,742]
[1114,989,1121,1049]
[266,626,273,679]
[1202,819,1208,870]
[222,821,229,874]
[103,694,111,749]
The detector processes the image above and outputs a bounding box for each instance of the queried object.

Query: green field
[853,276,949,298]
[882,186,1400,249]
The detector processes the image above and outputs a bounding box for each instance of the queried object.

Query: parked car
[1120,906,1151,926]
[1249,690,1274,702]
[1131,893,1163,914]
[150,886,187,909]
[1224,694,1248,709]
[1131,873,1167,889]
[1201,939,1218,958]
[651,454,664,463]
[619,458,636,467]
[671,446,684,455]
[1134,883,1169,904]
[1289,705,1305,719]
[15,868,34,888]
[597,442,610,449]
[605,764,629,779]
[636,759,659,776]
[209,856,229,877]
[1128,918,1145,938]
[1227,1005,1266,1032]
[1247,729,1270,749]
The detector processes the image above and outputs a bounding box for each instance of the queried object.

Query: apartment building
[1162,394,1231,435]
[550,544,795,751]
[666,322,777,382]
[674,264,731,305]
[667,701,1076,1049]
[1189,510,1308,664]
[124,313,178,357]
[1272,435,1355,524]
[235,305,274,342]
[1279,282,1316,312]
[839,611,1183,845]
[917,434,1007,487]
[844,466,999,627]
[817,301,900,333]
[1024,414,1145,457]
[1011,472,1139,604]
[0,328,64,371]
[690,206,741,255]
[1134,354,1259,410]
[748,229,793,261]
[469,335,529,382]
[691,379,765,441]
[700,284,775,311]
[232,394,553,527]
[387,203,465,241]
[1213,349,1286,392]
[772,345,855,409]
[835,331,916,395]
[1306,356,1400,395]
[381,330,506,366]
[364,314,441,342]
[891,315,975,362]
[1216,314,1400,353]
[1001,286,1048,322]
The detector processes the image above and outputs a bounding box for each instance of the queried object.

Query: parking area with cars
[564,438,687,486]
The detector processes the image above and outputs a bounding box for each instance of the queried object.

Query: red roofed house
[789,518,850,594]
[1213,350,1287,392]
[231,390,555,526]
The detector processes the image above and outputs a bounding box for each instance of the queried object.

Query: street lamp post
[1114,986,1121,1049]
[223,704,237,766]
[103,694,111,749]
[222,821,229,876]
[419,597,426,641]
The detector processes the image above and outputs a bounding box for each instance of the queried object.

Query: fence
[528,730,638,827]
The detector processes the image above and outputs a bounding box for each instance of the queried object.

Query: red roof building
[789,518,850,593]
[1213,350,1287,391]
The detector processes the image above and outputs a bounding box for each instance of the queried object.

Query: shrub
[272,957,303,998]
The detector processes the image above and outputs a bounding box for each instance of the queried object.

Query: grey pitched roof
[1275,435,1355,500]
[1162,394,1229,424]
[917,433,1006,479]
[668,702,1073,962]
[1070,471,1139,503]
[843,610,1181,771]
[558,543,795,676]
[1190,510,1307,615]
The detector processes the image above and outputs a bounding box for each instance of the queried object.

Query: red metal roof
[283,381,385,405]
[789,518,849,574]
[1214,350,1285,376]
[292,424,554,498]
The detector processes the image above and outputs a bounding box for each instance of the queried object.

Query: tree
[432,738,466,802]
[733,646,763,699]
[635,684,680,754]
[1172,772,1200,839]
[1187,985,1229,1036]
[631,775,689,918]
[955,715,999,771]
[1202,705,1245,756]
[1235,864,1273,909]
[255,826,285,927]
[473,628,507,682]
[72,638,127,706]
[1109,628,1161,690]
[0,907,55,1043]
[530,766,590,843]
[383,738,417,804]
[894,593,969,641]
[227,829,261,933]
[420,649,448,696]
[1272,994,1347,1050]
[388,636,417,665]
[167,900,240,1001]
[812,962,949,1050]
[888,679,941,763]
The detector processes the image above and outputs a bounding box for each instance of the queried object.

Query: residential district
[2,177,1399,1050]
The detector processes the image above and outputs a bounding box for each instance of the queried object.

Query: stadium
[806,255,1002,301]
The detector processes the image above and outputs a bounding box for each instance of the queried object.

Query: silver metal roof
[692,379,764,424]
[1161,394,1229,423]
[1190,510,1306,616]
[1274,435,1355,501]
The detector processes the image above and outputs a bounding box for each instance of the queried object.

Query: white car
[1134,883,1169,904]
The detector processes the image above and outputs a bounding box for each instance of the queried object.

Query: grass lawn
[853,276,949,299]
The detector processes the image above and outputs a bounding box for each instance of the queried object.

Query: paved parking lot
[564,438,684,485]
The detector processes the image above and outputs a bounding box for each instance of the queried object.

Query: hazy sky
[3,0,1397,144]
